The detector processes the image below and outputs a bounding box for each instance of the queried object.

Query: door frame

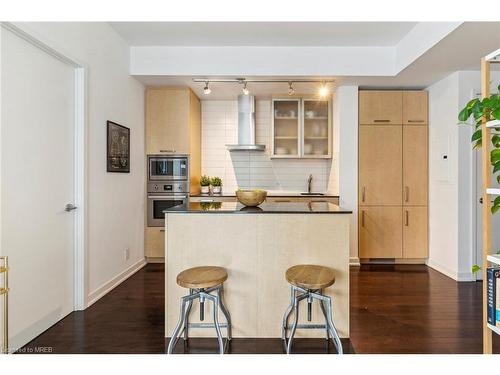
[1,22,88,310]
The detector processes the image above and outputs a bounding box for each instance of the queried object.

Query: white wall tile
[202,100,332,194]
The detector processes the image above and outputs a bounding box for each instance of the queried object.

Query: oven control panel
[147,181,188,194]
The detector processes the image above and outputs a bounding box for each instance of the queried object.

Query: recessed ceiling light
[203,81,211,95]
[242,81,249,95]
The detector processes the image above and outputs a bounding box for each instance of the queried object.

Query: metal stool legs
[282,285,343,354]
[167,284,231,354]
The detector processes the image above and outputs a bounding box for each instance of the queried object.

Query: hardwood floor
[17,263,499,354]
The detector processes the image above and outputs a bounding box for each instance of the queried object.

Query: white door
[1,27,76,351]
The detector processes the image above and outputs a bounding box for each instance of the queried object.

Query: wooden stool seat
[285,264,335,290]
[176,266,228,289]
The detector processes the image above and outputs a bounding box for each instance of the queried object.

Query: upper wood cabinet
[403,91,428,125]
[145,87,201,193]
[359,206,403,258]
[359,125,403,205]
[359,91,402,125]
[403,126,428,206]
[271,97,331,158]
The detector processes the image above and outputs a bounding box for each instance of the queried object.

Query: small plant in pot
[200,175,211,194]
[211,177,222,194]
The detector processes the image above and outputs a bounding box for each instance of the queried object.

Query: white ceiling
[110,22,417,47]
[112,21,500,99]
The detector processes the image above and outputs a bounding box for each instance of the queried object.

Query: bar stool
[167,266,232,354]
[281,264,343,354]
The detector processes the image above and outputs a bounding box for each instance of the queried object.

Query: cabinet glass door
[273,99,300,157]
[302,100,329,157]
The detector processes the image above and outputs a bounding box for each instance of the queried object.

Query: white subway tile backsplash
[201,100,331,194]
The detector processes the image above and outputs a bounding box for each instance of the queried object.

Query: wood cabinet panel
[145,226,165,258]
[359,206,402,258]
[359,91,402,125]
[403,91,428,125]
[359,125,402,205]
[145,88,189,154]
[403,126,428,206]
[403,206,428,258]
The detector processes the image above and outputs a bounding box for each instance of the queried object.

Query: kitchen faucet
[308,174,313,194]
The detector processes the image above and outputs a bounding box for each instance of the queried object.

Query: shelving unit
[487,119,500,128]
[481,48,500,354]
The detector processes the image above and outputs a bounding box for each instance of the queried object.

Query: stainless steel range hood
[226,95,266,151]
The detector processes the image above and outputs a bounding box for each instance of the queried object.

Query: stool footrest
[187,323,229,329]
[291,324,328,330]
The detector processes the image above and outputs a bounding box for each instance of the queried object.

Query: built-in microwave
[148,155,188,181]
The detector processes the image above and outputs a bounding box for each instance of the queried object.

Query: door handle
[361,210,365,227]
[405,186,409,203]
[362,187,366,203]
[65,203,77,212]
[148,195,187,199]
[374,120,390,123]
[405,210,409,226]
[407,120,425,123]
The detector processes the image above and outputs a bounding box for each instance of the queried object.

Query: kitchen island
[164,201,351,339]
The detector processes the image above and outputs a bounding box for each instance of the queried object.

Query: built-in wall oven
[147,155,189,227]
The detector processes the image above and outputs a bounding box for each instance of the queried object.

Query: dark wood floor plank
[17,263,500,354]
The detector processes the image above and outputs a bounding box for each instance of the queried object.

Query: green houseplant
[458,83,500,214]
[458,83,500,274]
[210,177,222,194]
[200,175,211,194]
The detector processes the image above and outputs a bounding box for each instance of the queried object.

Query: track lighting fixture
[193,78,334,96]
[242,81,249,95]
[203,81,211,95]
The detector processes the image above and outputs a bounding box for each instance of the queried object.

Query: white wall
[201,100,333,193]
[11,23,146,302]
[334,86,359,263]
[426,70,500,281]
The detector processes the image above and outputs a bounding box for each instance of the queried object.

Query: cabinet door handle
[374,120,390,123]
[362,187,366,203]
[405,210,409,226]
[160,149,176,153]
[405,186,409,203]
[361,210,365,227]
[275,200,291,203]
[408,120,425,123]
[160,229,165,232]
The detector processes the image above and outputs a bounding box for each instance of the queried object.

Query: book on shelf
[487,267,500,326]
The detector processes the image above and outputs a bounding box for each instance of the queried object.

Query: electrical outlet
[125,248,130,261]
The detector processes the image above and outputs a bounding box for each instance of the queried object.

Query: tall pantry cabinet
[358,91,428,260]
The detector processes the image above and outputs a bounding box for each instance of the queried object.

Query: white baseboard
[349,257,360,266]
[87,257,147,307]
[426,259,474,282]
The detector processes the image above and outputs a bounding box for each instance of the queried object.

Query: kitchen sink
[300,192,325,196]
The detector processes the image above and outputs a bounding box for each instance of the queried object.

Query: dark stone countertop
[189,193,339,198]
[164,201,352,214]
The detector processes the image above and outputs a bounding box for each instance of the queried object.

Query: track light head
[242,81,249,95]
[319,82,329,97]
[203,81,211,95]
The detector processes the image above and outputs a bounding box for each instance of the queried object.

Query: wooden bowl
[236,189,267,207]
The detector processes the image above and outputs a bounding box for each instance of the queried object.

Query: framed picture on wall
[106,121,130,173]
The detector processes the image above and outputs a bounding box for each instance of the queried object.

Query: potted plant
[458,83,500,214]
[200,175,211,194]
[211,176,222,194]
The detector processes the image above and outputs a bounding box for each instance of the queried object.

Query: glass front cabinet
[271,97,331,158]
